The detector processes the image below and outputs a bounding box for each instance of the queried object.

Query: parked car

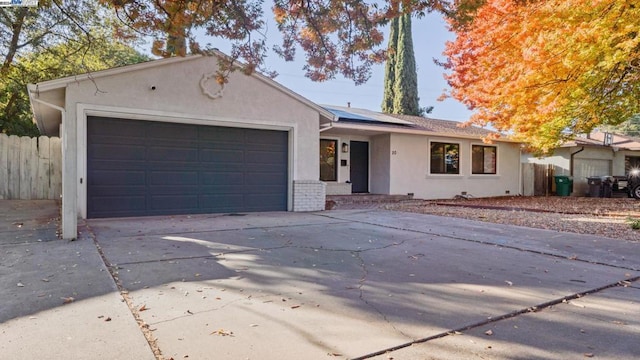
[628,169,640,199]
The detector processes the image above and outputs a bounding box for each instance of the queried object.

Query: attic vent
[603,132,613,146]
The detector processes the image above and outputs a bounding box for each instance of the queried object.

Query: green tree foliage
[381,12,429,116]
[392,13,421,116]
[0,1,147,136]
[100,0,456,85]
[602,115,640,138]
[381,16,399,113]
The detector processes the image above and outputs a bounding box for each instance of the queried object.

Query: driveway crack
[81,221,164,360]
[351,276,640,359]
[351,246,413,340]
[319,212,639,272]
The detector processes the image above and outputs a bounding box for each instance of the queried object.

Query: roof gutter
[319,123,333,133]
[28,84,66,135]
[326,121,520,142]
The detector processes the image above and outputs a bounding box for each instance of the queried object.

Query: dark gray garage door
[87,116,288,218]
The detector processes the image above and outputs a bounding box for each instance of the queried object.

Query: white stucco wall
[320,133,374,195]
[322,130,521,200]
[388,134,521,199]
[370,134,391,194]
[55,56,324,238]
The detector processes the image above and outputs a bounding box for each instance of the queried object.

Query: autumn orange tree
[99,0,453,85]
[442,0,640,153]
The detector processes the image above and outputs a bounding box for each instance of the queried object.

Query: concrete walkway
[1,201,638,359]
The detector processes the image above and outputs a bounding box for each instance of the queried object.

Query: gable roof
[28,52,334,136]
[388,113,496,138]
[564,131,640,151]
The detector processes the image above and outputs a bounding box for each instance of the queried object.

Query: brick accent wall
[292,180,326,211]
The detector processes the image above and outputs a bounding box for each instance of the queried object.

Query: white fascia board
[328,122,521,143]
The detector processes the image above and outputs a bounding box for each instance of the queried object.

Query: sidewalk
[0,200,153,359]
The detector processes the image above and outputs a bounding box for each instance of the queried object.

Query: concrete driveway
[1,201,638,359]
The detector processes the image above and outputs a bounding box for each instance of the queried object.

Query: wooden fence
[0,134,62,200]
[521,163,554,196]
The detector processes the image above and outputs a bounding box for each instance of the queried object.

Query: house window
[320,139,337,181]
[472,145,497,174]
[430,142,459,174]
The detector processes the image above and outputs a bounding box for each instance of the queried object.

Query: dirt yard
[384,196,640,242]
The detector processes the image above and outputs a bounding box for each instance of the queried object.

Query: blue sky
[195,11,472,121]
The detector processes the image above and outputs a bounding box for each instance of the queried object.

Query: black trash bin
[587,176,602,197]
[602,176,614,198]
[587,176,614,197]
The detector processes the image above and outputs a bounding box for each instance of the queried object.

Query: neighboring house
[319,105,523,200]
[523,131,640,196]
[28,53,332,240]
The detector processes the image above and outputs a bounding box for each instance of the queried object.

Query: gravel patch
[380,196,640,242]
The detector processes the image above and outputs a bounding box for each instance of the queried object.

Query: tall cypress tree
[381,16,399,113]
[392,13,420,116]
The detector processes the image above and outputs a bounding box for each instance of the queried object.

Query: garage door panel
[245,128,287,143]
[244,194,287,208]
[199,126,245,142]
[200,148,245,162]
[89,144,147,160]
[150,195,199,210]
[200,193,244,203]
[246,150,287,164]
[89,170,146,185]
[201,172,244,185]
[88,117,146,137]
[245,173,287,186]
[91,186,147,196]
[148,171,198,185]
[87,117,288,218]
[90,196,146,212]
[148,122,198,140]
[147,146,199,162]
[245,164,287,174]
[90,135,145,147]
[200,185,247,194]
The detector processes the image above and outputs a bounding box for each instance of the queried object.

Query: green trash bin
[555,175,573,196]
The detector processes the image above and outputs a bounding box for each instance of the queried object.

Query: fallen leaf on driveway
[61,297,75,304]
[210,329,234,337]
[139,304,148,312]
[290,305,301,309]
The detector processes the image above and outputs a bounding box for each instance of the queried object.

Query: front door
[350,141,369,193]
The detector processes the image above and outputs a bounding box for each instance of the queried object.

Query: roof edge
[328,122,520,143]
[28,55,203,93]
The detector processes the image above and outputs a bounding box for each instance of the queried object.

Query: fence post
[0,135,7,199]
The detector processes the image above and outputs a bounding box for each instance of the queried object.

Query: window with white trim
[472,145,497,174]
[430,142,459,174]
